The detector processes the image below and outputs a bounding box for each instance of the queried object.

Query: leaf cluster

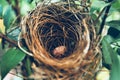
[0,0,38,79]
[90,0,120,80]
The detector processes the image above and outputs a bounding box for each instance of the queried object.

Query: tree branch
[0,33,18,47]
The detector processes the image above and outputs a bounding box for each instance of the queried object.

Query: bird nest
[19,1,102,80]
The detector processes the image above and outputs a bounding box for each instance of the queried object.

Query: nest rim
[19,2,102,80]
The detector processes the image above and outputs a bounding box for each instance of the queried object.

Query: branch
[0,32,32,56]
[13,0,21,22]
[0,33,18,47]
[98,0,113,34]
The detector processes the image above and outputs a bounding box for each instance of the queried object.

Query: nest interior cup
[20,2,101,80]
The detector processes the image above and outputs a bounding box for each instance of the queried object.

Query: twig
[0,32,32,56]
[94,7,106,24]
[98,0,113,34]
[18,32,33,56]
[0,33,18,47]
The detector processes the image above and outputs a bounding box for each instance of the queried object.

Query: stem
[98,0,113,34]
[0,33,18,47]
[13,0,21,22]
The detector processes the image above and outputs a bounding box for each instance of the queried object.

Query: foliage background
[0,0,120,80]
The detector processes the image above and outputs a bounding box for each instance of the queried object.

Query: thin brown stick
[0,33,18,47]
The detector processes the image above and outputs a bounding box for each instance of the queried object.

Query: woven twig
[19,1,102,80]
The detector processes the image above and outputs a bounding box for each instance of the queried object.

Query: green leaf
[0,48,26,79]
[106,11,120,22]
[113,38,120,43]
[0,0,8,8]
[102,36,120,80]
[112,0,120,11]
[90,0,110,13]
[102,36,113,65]
[8,28,20,41]
[106,20,120,31]
[25,56,32,76]
[0,44,5,60]
[27,0,33,3]
[0,5,3,18]
[20,0,33,16]
[110,47,120,80]
[3,5,16,30]
[104,35,114,43]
